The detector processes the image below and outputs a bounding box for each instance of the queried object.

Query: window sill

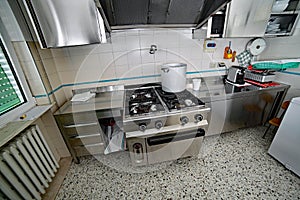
[0,104,54,148]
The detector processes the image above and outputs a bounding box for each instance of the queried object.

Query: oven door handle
[147,128,205,146]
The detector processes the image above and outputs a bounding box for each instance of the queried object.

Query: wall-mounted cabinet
[207,0,300,38]
[265,0,300,36]
[224,0,274,38]
[207,6,227,38]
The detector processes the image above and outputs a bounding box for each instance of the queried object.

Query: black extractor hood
[99,0,230,30]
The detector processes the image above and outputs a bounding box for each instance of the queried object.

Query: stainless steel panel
[127,128,204,166]
[56,111,99,126]
[123,109,210,133]
[24,0,102,48]
[74,143,105,156]
[69,135,103,146]
[147,136,203,165]
[206,90,281,136]
[127,138,148,166]
[225,0,273,37]
[64,122,98,129]
[126,121,208,139]
[100,0,228,29]
[63,125,102,137]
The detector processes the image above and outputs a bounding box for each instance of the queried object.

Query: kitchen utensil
[246,38,267,56]
[236,50,253,67]
[232,51,237,62]
[245,79,280,88]
[161,63,187,93]
[226,66,245,84]
[223,41,233,59]
[244,70,275,83]
[192,78,202,91]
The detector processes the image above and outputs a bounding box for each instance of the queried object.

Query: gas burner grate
[155,87,205,111]
[126,87,165,116]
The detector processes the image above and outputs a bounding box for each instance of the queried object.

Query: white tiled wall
[12,42,50,105]
[23,27,300,104]
[37,28,250,100]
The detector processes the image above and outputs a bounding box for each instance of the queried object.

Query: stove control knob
[180,116,189,125]
[139,123,147,131]
[155,120,163,129]
[194,114,203,122]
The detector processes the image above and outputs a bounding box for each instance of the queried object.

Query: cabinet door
[265,0,300,36]
[225,0,273,37]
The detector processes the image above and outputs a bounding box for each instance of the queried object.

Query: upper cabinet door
[225,0,274,37]
[265,0,300,36]
[23,0,105,48]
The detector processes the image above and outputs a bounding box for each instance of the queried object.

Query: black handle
[147,128,205,146]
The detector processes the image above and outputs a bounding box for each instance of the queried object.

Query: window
[0,32,35,128]
[0,38,26,115]
[0,0,35,128]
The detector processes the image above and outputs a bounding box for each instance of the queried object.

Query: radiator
[0,125,59,200]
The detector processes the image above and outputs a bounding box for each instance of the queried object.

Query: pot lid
[162,63,187,68]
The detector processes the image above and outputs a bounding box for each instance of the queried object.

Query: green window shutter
[0,40,25,115]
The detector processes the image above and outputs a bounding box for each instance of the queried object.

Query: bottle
[223,41,232,59]
[231,51,236,62]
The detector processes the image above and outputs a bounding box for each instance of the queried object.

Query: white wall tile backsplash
[53,54,72,72]
[113,51,128,66]
[140,34,155,48]
[127,50,142,67]
[115,65,129,78]
[37,28,253,98]
[13,42,51,105]
[142,63,156,76]
[126,35,140,50]
[22,27,300,102]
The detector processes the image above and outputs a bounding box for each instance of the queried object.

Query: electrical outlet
[209,62,217,68]
[218,62,226,68]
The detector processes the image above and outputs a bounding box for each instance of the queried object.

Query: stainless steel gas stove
[124,85,210,166]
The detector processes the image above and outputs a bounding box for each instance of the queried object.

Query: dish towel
[236,50,253,67]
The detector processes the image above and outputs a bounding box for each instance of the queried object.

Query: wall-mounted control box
[203,39,217,52]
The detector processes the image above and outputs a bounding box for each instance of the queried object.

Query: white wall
[37,28,250,101]
[23,27,300,106]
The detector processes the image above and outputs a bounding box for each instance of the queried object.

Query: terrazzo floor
[56,126,300,199]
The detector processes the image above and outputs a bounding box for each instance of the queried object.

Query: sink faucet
[149,45,157,54]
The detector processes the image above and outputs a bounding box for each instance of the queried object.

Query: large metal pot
[161,63,187,93]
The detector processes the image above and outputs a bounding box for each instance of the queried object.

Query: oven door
[146,128,205,165]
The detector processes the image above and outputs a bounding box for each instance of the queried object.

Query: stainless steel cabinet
[20,0,106,48]
[225,0,274,37]
[265,0,300,36]
[205,84,290,136]
[55,111,105,163]
[224,0,300,37]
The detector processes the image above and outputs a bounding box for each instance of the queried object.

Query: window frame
[0,20,35,128]
[0,38,27,115]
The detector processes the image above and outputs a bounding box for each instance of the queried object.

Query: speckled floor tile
[55,126,300,200]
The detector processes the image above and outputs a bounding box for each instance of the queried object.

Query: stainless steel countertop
[188,76,290,103]
[54,90,124,115]
[54,76,290,115]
